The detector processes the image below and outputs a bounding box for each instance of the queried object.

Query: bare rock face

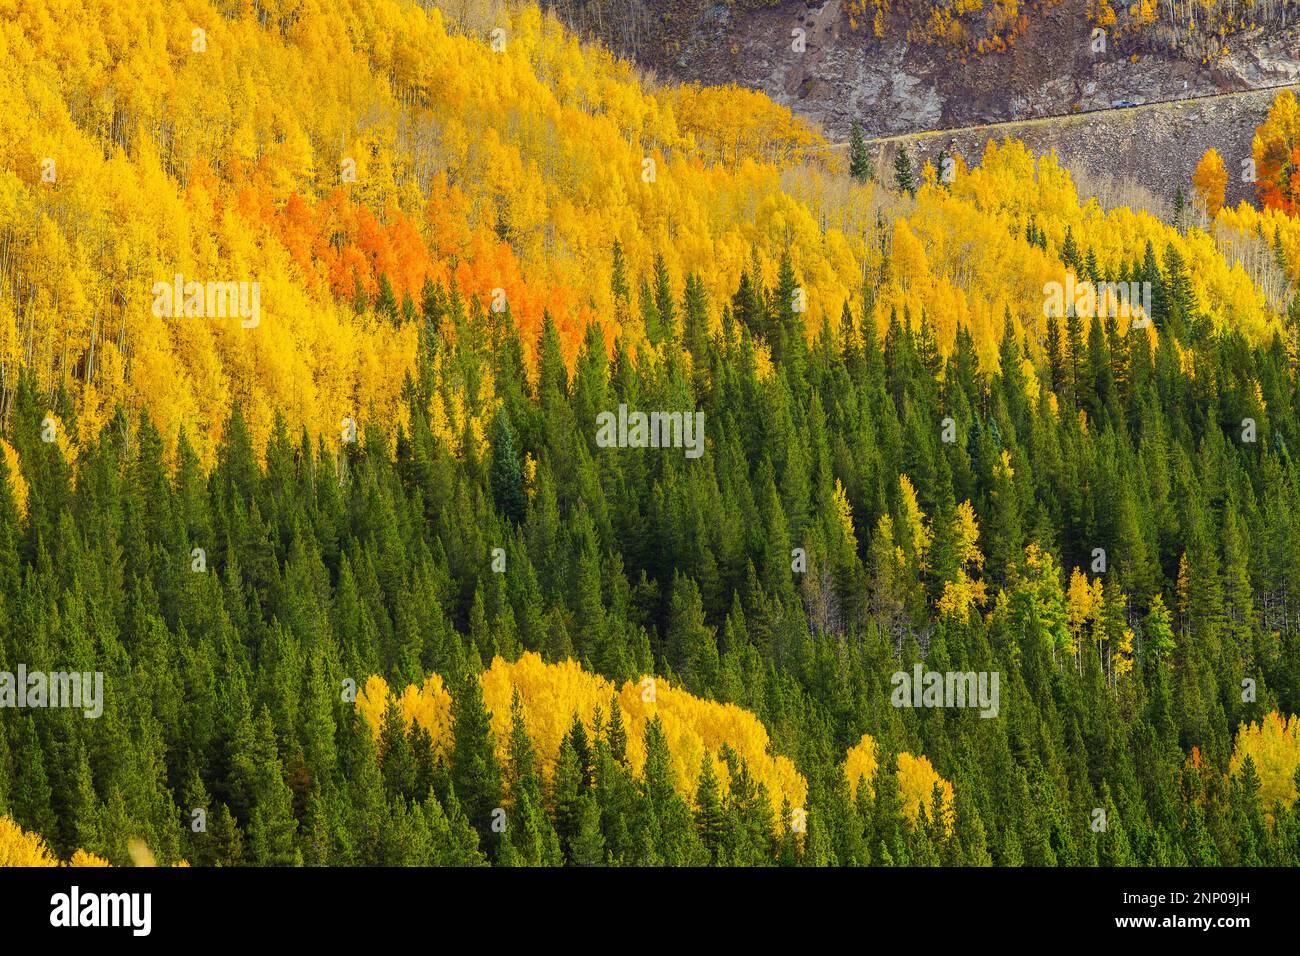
[545,0,1299,212]
[552,0,1300,141]
[875,85,1286,212]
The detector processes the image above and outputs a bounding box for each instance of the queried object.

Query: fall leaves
[1231,712,1300,815]
[1192,148,1227,218]
[1253,90,1300,216]
[358,652,807,829]
[936,501,987,625]
[843,734,955,833]
[1195,89,1300,256]
[0,815,59,866]
[357,653,966,840]
[2,0,855,466]
[0,815,122,867]
[6,0,1296,484]
[360,655,974,838]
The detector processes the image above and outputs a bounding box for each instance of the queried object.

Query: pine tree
[570,793,606,866]
[450,671,502,854]
[849,122,873,183]
[489,407,526,525]
[894,147,916,197]
[652,254,676,343]
[694,753,726,862]
[374,274,399,324]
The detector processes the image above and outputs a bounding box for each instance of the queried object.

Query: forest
[1,0,1300,867]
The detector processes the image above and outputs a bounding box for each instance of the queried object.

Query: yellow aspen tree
[1230,712,1300,815]
[1192,148,1227,217]
[937,500,988,624]
[895,752,955,834]
[68,849,112,867]
[844,733,878,800]
[0,816,59,867]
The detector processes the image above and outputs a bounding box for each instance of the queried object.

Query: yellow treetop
[0,816,133,867]
[895,751,956,834]
[843,734,956,835]
[897,474,932,568]
[1192,148,1227,217]
[359,652,808,831]
[0,815,59,866]
[844,733,879,800]
[1230,711,1300,815]
[937,500,987,624]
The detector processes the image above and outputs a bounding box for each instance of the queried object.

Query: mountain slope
[1,0,1294,471]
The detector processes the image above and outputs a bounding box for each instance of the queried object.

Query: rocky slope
[548,0,1300,139]
[868,84,1295,212]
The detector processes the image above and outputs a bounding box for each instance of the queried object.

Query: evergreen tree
[849,122,873,183]
[894,148,916,197]
[489,407,526,525]
[450,671,503,854]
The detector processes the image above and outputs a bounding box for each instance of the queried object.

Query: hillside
[868,83,1300,212]
[2,0,1297,466]
[0,0,1299,873]
[550,0,1300,139]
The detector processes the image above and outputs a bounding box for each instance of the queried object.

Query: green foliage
[2,253,1300,868]
[849,122,874,184]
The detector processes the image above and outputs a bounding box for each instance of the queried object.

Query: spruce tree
[849,122,873,183]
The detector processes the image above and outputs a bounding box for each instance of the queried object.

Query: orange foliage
[1192,148,1227,218]
[1254,91,1300,216]
[2,0,1292,474]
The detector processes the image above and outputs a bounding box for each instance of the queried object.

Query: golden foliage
[1,440,26,519]
[361,652,808,828]
[68,849,112,867]
[897,474,932,569]
[1230,712,1300,814]
[844,733,879,800]
[937,500,987,624]
[843,735,955,834]
[482,653,613,782]
[0,816,133,867]
[618,669,807,817]
[0,0,1289,475]
[397,673,455,759]
[1112,626,1135,679]
[356,674,394,741]
[1065,566,1104,657]
[833,479,858,553]
[0,815,59,866]
[1253,90,1300,215]
[1192,148,1227,217]
[0,0,858,465]
[357,671,454,761]
[896,751,955,833]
